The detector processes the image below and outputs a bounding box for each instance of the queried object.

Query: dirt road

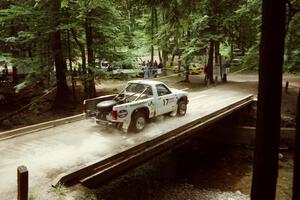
[0,85,252,200]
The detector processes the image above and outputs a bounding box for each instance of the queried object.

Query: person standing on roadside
[204,65,208,83]
[222,61,230,82]
[144,62,149,79]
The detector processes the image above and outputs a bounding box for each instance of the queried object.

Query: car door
[155,84,176,116]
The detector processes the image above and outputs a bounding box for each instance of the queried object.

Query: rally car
[83,80,188,132]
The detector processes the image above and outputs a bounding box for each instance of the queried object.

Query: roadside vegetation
[1,0,299,127]
[0,0,299,107]
[0,0,300,199]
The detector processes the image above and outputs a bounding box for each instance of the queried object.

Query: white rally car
[83,80,188,132]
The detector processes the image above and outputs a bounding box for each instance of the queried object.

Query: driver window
[145,87,153,96]
[156,84,171,96]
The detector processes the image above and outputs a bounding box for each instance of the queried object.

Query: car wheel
[177,101,187,116]
[130,112,147,132]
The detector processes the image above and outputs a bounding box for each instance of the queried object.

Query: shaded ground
[83,138,293,200]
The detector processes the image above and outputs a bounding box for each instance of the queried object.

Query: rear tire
[130,112,147,132]
[177,101,187,116]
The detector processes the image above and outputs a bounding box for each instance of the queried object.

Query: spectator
[223,61,231,70]
[107,64,113,72]
[204,65,208,82]
[158,62,163,69]
[1,64,8,82]
[148,60,153,78]
[222,61,230,82]
[3,64,8,76]
[154,60,158,68]
[144,63,149,79]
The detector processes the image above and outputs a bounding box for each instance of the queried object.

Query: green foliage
[1,0,300,100]
[53,182,67,195]
[92,67,109,80]
[77,189,98,200]
[29,98,43,113]
[241,45,259,71]
[285,12,300,73]
[28,192,37,200]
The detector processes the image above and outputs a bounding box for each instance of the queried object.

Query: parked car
[83,80,188,132]
[189,63,204,75]
[170,65,185,73]
[230,58,242,66]
[112,64,143,79]
[95,59,110,70]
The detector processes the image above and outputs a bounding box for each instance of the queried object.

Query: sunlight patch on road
[189,94,209,101]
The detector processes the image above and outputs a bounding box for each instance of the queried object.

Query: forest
[0,0,299,107]
[1,1,300,200]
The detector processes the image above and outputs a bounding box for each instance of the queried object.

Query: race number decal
[163,99,169,106]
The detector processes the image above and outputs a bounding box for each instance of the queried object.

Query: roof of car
[128,79,164,86]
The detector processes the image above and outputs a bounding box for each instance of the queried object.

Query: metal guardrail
[52,95,254,188]
[0,114,85,141]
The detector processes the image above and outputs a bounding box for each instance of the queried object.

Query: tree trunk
[293,90,300,200]
[250,0,286,199]
[51,0,69,107]
[9,21,19,85]
[150,7,154,64]
[215,41,221,81]
[207,40,214,84]
[46,39,52,87]
[85,15,96,98]
[12,66,18,85]
[230,41,234,60]
[71,28,87,96]
[170,54,175,66]
[214,41,220,66]
[67,30,75,100]
[162,50,168,67]
[178,55,181,72]
[158,49,162,63]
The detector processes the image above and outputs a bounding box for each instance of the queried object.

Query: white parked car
[83,80,188,132]
[112,64,143,79]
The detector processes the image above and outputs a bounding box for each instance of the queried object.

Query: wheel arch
[177,96,188,104]
[132,107,150,119]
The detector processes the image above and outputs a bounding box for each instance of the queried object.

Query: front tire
[130,112,147,132]
[177,101,187,116]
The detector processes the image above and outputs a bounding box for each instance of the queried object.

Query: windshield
[125,83,153,96]
[102,62,109,67]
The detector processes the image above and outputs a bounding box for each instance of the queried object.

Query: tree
[50,0,70,107]
[251,0,286,199]
[285,1,300,73]
[294,91,300,200]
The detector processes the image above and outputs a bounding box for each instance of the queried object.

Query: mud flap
[122,118,131,132]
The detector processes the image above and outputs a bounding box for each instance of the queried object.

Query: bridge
[0,86,253,199]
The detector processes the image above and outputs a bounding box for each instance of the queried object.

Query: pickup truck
[83,80,188,132]
[111,64,144,79]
